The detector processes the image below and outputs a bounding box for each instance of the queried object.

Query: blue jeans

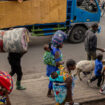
[90,75,102,87]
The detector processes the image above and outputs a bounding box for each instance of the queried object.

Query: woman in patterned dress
[46,30,67,97]
[50,59,76,105]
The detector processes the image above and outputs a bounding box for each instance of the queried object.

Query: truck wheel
[68,26,87,43]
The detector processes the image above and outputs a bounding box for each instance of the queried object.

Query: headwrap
[52,30,67,47]
[0,71,13,96]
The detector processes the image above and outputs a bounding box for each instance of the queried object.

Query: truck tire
[68,26,87,43]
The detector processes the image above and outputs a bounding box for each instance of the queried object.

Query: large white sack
[2,28,29,53]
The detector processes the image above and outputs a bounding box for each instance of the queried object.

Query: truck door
[73,0,101,23]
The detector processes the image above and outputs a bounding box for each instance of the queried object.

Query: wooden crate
[0,0,67,29]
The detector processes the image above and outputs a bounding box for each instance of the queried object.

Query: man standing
[84,23,104,60]
[8,52,26,90]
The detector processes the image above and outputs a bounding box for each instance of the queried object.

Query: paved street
[0,14,105,105]
[0,0,105,105]
[10,77,105,105]
[0,16,105,80]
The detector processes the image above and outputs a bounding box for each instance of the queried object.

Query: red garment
[0,71,13,96]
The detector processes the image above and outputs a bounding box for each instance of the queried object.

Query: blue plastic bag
[97,26,101,34]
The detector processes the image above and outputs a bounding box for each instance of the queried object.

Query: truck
[0,0,101,43]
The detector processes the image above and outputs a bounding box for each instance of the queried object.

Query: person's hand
[60,61,64,65]
[101,49,105,52]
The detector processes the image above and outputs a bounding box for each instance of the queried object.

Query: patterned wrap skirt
[53,82,67,104]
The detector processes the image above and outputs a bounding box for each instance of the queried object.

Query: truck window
[77,0,98,12]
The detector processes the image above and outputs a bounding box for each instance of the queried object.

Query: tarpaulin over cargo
[0,0,67,29]
[0,28,29,53]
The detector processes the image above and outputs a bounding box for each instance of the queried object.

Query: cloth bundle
[43,51,56,66]
[0,71,13,96]
[0,28,29,53]
[52,30,67,47]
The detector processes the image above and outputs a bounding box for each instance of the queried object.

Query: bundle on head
[51,30,67,47]
[0,28,30,53]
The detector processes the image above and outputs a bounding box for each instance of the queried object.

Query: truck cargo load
[0,0,67,29]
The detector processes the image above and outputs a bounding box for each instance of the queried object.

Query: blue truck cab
[67,0,101,43]
[31,0,101,43]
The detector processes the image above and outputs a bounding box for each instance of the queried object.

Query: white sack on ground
[0,28,29,53]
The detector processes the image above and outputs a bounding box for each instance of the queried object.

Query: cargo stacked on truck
[0,0,101,43]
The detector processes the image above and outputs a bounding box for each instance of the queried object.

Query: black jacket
[84,29,97,52]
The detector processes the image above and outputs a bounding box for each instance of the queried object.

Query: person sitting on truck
[84,23,105,60]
